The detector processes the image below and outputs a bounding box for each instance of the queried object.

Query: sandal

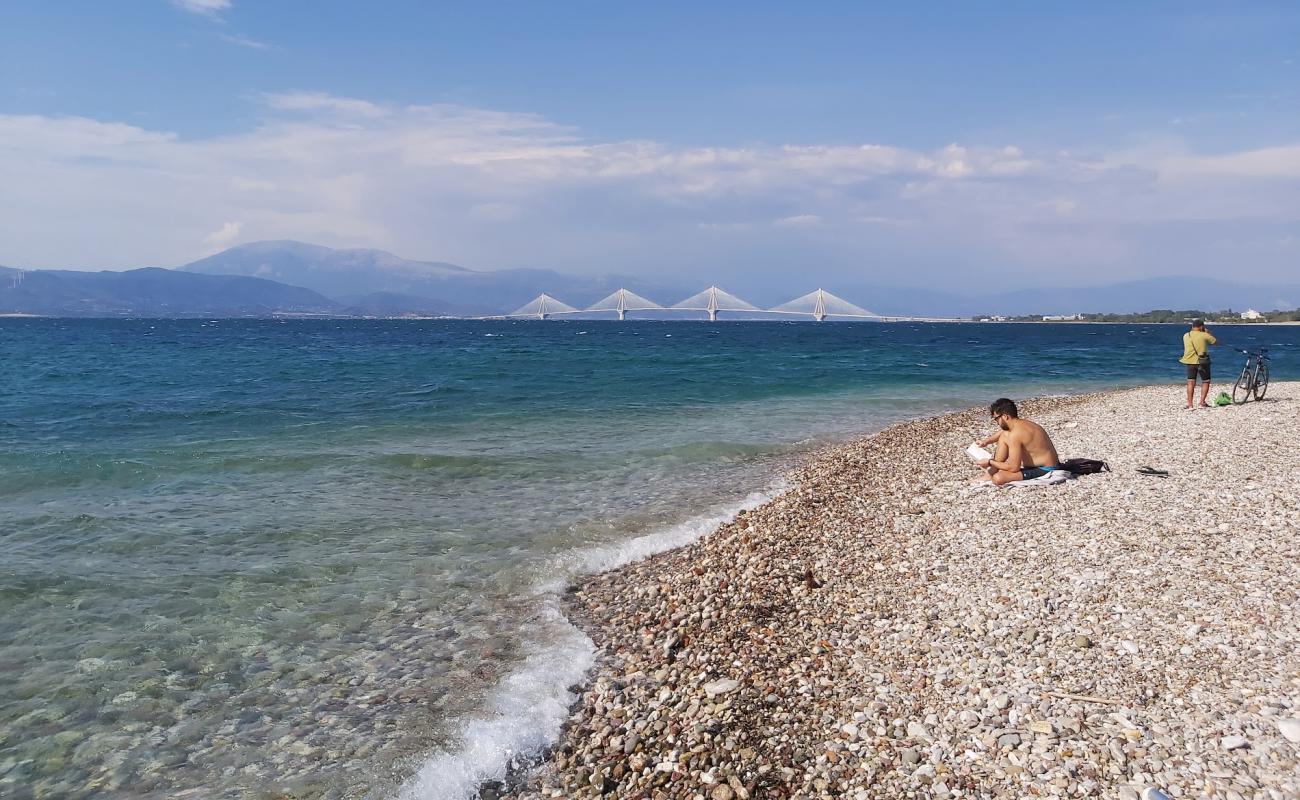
[1136,466,1170,478]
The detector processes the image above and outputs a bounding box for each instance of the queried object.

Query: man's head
[990,398,1018,430]
[1192,319,1205,330]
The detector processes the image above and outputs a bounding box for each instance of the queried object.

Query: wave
[394,604,593,800]
[393,485,784,800]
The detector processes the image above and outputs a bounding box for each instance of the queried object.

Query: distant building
[1043,313,1084,321]
[1241,308,1264,320]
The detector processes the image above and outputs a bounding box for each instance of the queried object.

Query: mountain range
[2,240,1297,318]
[0,265,338,317]
[179,240,682,314]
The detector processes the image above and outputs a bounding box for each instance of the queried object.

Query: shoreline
[3,315,1299,325]
[504,383,1299,799]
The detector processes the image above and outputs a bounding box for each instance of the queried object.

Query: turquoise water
[2,319,1296,799]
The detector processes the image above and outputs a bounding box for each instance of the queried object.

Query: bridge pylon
[587,288,662,320]
[770,288,878,321]
[672,286,758,321]
[510,293,580,319]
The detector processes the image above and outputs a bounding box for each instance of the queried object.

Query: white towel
[1009,469,1070,488]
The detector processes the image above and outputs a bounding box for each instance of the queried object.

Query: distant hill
[179,240,685,313]
[0,266,340,317]
[969,277,1300,317]
[832,277,1300,318]
[5,240,1297,319]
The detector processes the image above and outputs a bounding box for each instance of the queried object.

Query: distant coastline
[6,240,1300,321]
[4,314,1300,325]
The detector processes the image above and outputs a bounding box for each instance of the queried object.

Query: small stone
[288,741,314,756]
[1029,720,1053,735]
[1278,718,1300,743]
[1220,735,1248,750]
[1074,635,1092,649]
[1120,640,1139,655]
[998,733,1021,748]
[703,679,740,698]
[710,785,734,800]
[1141,789,1171,800]
[901,748,921,765]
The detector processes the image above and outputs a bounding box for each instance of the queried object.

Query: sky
[1,1,1298,292]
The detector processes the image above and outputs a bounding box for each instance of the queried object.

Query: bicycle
[1231,348,1270,404]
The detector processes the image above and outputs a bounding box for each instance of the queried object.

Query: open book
[966,442,991,462]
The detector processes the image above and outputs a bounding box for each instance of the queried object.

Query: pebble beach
[506,382,1300,800]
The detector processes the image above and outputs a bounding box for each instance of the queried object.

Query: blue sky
[2,1,1298,290]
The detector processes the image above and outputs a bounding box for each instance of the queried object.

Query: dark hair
[990,398,1019,418]
[1191,319,1204,328]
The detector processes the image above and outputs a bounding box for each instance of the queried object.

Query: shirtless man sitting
[972,398,1062,486]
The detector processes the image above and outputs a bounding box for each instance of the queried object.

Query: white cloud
[172,0,231,17]
[0,92,1297,287]
[203,221,243,252]
[1162,144,1300,179]
[262,92,389,118]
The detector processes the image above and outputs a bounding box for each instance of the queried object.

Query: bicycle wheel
[1254,364,1269,401]
[1232,367,1253,404]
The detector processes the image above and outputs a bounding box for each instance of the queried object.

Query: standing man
[1179,318,1217,409]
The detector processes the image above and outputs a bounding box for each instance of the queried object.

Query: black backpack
[1059,458,1110,476]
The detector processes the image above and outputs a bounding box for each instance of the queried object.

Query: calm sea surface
[2,319,1297,799]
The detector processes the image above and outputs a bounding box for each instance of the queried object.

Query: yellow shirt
[1179,330,1216,364]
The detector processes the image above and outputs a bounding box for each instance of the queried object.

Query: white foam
[394,484,784,800]
[395,603,592,800]
[571,485,784,578]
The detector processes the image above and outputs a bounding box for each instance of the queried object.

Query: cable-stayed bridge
[499,287,958,322]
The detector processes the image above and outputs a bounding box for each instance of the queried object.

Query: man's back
[1007,418,1060,468]
[1180,329,1216,365]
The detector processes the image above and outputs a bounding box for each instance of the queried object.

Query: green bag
[1213,391,1232,406]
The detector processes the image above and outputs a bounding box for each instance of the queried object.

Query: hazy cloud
[774,214,824,227]
[262,92,389,118]
[202,221,244,252]
[218,33,271,50]
[0,93,1296,290]
[172,0,231,17]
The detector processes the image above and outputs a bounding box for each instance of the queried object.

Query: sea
[2,318,1297,799]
